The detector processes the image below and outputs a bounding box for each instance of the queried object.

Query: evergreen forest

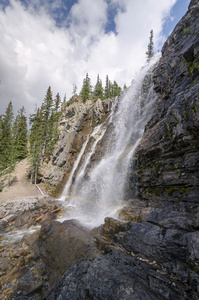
[0,74,124,189]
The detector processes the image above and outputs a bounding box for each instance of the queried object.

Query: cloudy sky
[0,0,190,117]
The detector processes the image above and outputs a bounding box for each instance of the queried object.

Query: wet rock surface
[132,0,199,211]
[0,199,198,299]
[43,201,198,300]
[34,219,99,288]
[0,197,63,300]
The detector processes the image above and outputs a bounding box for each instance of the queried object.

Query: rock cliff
[134,0,199,212]
[39,95,112,195]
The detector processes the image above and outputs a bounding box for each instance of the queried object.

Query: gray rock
[34,219,99,288]
[130,0,199,213]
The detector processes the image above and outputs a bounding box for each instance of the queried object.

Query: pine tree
[0,101,14,171]
[80,73,92,102]
[104,75,111,99]
[112,80,122,97]
[29,87,62,182]
[146,30,154,63]
[13,106,28,161]
[45,92,61,158]
[29,107,43,183]
[94,74,104,100]
[40,86,54,157]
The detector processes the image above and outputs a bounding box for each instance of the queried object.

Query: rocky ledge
[0,199,198,299]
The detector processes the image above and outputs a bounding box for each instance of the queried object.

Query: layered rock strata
[133,0,199,212]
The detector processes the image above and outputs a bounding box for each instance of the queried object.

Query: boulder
[34,219,99,288]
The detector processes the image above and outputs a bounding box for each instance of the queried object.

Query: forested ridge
[0,74,123,190]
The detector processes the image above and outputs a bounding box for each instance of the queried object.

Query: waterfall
[71,124,106,195]
[61,58,159,227]
[60,135,90,199]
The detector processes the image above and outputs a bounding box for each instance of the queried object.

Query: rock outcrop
[44,202,198,300]
[34,219,99,288]
[133,0,199,212]
[39,96,112,195]
[1,199,198,299]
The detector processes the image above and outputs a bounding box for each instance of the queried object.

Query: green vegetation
[0,101,14,172]
[183,26,190,35]
[29,87,62,183]
[13,106,28,161]
[66,98,75,107]
[189,55,199,73]
[147,188,164,197]
[146,30,154,63]
[190,80,199,88]
[182,54,199,74]
[0,102,28,190]
[0,102,28,173]
[0,71,124,187]
[166,186,199,197]
[80,73,92,102]
[79,73,123,103]
[94,74,104,100]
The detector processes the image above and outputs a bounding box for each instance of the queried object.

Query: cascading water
[61,58,159,228]
[60,135,90,199]
[71,124,106,195]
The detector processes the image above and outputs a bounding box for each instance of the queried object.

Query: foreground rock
[34,219,99,288]
[0,199,198,299]
[44,202,199,300]
[0,197,63,300]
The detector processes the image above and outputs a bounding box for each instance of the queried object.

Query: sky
[0,0,191,118]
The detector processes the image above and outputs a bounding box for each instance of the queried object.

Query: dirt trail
[0,158,46,204]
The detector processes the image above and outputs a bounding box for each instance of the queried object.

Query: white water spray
[61,58,159,227]
[71,124,106,195]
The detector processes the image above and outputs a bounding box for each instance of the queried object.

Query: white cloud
[0,0,179,118]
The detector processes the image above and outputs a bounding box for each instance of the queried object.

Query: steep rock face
[39,96,112,194]
[134,0,199,211]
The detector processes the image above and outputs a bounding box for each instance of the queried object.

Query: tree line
[0,102,28,173]
[0,87,62,186]
[0,74,122,186]
[79,74,126,103]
